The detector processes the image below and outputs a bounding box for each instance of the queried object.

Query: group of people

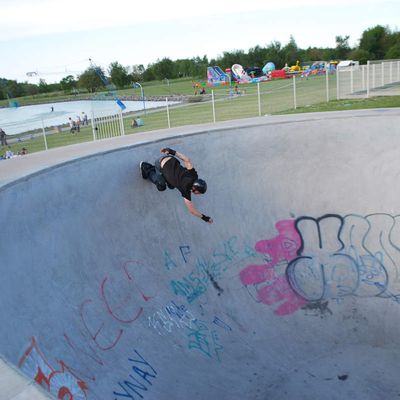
[0,128,28,159]
[68,112,89,133]
[0,147,28,160]
[192,81,206,95]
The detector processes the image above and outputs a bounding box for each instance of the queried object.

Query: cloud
[0,0,377,41]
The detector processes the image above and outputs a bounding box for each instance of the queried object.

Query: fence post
[336,68,340,100]
[350,66,354,94]
[325,67,329,102]
[212,90,216,123]
[372,64,376,89]
[366,61,370,98]
[119,110,125,136]
[381,62,385,86]
[41,118,48,151]
[390,61,393,83]
[257,82,261,116]
[398,61,400,81]
[91,110,97,141]
[361,65,365,91]
[166,98,171,128]
[293,75,297,109]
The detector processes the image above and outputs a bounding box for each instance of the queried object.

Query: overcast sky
[0,0,398,83]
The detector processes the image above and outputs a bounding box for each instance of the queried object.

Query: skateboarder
[140,148,213,224]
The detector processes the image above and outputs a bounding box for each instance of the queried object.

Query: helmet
[192,179,207,194]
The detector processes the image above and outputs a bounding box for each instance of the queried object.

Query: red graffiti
[63,260,156,374]
[18,337,89,400]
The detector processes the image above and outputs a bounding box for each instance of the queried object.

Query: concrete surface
[1,109,400,400]
[0,357,53,400]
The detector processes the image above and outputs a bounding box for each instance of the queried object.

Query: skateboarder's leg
[140,162,166,191]
[154,157,174,189]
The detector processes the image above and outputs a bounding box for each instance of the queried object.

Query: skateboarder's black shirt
[161,157,198,201]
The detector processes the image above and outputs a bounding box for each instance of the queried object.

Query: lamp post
[163,78,171,95]
[134,82,146,115]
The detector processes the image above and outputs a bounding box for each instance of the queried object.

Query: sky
[0,0,399,84]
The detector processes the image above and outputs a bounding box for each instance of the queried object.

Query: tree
[60,75,77,93]
[142,66,155,82]
[25,84,39,97]
[385,32,400,59]
[77,68,104,93]
[264,41,285,69]
[359,25,390,60]
[189,56,209,77]
[174,59,193,78]
[348,48,371,64]
[335,35,351,59]
[130,64,145,82]
[247,45,268,67]
[151,58,176,80]
[214,50,247,70]
[386,42,400,59]
[304,47,325,62]
[108,61,130,89]
[283,36,299,66]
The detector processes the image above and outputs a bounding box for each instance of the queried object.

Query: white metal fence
[2,58,399,156]
[337,59,400,99]
[91,110,125,140]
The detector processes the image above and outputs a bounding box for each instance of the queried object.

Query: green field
[2,75,400,157]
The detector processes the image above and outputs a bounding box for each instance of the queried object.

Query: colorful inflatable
[262,62,275,74]
[207,66,229,85]
[231,64,251,82]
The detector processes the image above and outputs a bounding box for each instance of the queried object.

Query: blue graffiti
[169,236,258,303]
[113,350,157,400]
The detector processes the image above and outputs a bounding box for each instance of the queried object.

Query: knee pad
[156,177,167,191]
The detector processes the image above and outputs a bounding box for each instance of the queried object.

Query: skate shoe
[140,161,150,179]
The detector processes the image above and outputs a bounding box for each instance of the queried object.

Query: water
[0,99,172,135]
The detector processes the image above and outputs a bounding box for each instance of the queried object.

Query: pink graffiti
[240,219,307,315]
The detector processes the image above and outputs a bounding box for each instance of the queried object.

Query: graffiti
[113,350,157,400]
[169,236,258,303]
[147,301,230,362]
[187,319,224,362]
[18,337,90,400]
[240,213,400,315]
[179,245,191,263]
[148,301,196,335]
[64,260,155,367]
[164,251,178,270]
[212,316,233,331]
[287,214,400,302]
[239,220,307,315]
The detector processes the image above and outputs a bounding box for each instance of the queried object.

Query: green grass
[278,95,400,114]
[2,75,399,157]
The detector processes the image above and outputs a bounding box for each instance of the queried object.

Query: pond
[0,99,174,135]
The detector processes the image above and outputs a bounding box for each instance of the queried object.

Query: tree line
[1,24,399,100]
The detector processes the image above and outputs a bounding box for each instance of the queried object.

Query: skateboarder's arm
[161,148,193,170]
[184,198,213,224]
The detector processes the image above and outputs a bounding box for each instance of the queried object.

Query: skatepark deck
[1,109,400,400]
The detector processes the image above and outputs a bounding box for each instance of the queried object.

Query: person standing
[0,128,8,146]
[68,118,76,133]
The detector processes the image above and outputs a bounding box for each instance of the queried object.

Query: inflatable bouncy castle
[207,66,229,85]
